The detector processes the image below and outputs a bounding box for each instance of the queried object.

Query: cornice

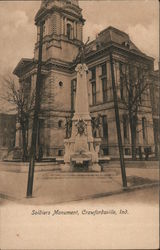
[85,43,154,69]
[35,5,84,25]
[45,58,73,73]
[35,34,82,50]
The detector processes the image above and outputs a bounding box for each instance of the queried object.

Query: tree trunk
[129,112,137,160]
[21,124,28,162]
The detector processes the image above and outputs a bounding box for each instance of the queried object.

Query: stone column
[73,64,90,120]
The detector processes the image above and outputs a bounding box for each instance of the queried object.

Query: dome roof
[41,0,79,8]
[36,0,81,24]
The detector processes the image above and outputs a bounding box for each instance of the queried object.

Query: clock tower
[34,0,85,63]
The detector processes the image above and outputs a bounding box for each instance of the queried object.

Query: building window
[67,23,72,39]
[101,63,106,76]
[138,68,144,104]
[142,117,147,140]
[92,81,96,105]
[125,148,131,155]
[91,67,96,80]
[103,147,109,156]
[90,67,96,105]
[119,63,124,100]
[101,63,107,103]
[123,114,129,141]
[102,78,107,103]
[144,147,151,154]
[38,119,44,148]
[58,120,63,128]
[93,130,97,138]
[58,150,63,156]
[102,115,108,140]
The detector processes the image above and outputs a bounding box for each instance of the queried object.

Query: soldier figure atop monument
[74,37,90,64]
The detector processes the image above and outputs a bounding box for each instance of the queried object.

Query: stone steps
[39,171,119,179]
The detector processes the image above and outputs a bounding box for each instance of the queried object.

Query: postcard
[0,0,159,249]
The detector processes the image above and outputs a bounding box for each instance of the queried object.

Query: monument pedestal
[60,163,71,172]
[88,163,101,172]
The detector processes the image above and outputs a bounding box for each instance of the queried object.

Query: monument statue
[74,37,90,64]
[91,115,102,138]
[75,119,87,136]
[65,117,72,138]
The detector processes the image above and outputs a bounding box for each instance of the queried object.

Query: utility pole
[109,50,127,188]
[26,21,44,197]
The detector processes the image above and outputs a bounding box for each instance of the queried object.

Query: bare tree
[1,76,35,161]
[119,61,150,159]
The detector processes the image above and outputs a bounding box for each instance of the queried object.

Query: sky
[0,0,159,78]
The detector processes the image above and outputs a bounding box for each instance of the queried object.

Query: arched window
[67,23,72,39]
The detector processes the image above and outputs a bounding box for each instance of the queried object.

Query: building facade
[13,0,156,159]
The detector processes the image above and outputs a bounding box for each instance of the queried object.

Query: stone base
[60,163,72,172]
[88,163,101,172]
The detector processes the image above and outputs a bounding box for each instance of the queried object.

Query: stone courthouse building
[13,0,157,159]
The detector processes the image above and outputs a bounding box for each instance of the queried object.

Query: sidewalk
[0,163,159,205]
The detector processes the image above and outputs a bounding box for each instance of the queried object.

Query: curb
[65,182,159,204]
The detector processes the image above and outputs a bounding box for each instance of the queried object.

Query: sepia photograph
[0,0,159,249]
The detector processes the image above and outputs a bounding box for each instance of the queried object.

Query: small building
[13,0,156,160]
[0,113,16,160]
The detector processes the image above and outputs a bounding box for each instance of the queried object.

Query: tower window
[67,23,72,39]
[59,81,63,87]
